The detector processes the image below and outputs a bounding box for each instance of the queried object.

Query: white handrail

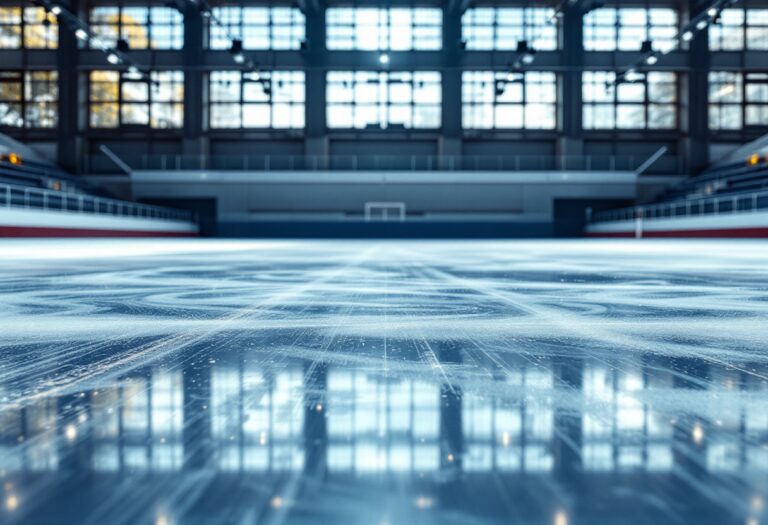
[0,181,193,223]
[592,188,768,224]
[635,146,669,176]
[99,145,133,175]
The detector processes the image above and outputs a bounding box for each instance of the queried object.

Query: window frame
[208,70,306,130]
[0,70,58,129]
[88,4,184,50]
[208,5,305,50]
[709,8,768,51]
[0,6,58,49]
[88,70,184,129]
[326,70,442,130]
[326,6,443,51]
[709,71,768,130]
[582,71,679,131]
[461,70,558,130]
[583,7,679,52]
[461,6,559,51]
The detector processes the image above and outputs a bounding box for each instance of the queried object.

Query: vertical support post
[56,0,81,173]
[686,0,711,175]
[559,2,585,167]
[182,2,206,158]
[305,3,328,166]
[440,3,462,167]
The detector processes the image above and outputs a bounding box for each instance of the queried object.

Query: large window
[89,6,183,49]
[710,8,768,50]
[89,70,183,128]
[709,72,768,130]
[327,71,441,129]
[462,71,557,129]
[584,8,678,52]
[462,7,558,51]
[326,7,442,50]
[0,71,58,128]
[209,6,305,50]
[583,71,677,130]
[209,71,305,129]
[0,7,57,49]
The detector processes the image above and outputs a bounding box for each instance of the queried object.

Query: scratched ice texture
[0,239,766,525]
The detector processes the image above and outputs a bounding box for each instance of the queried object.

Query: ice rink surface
[1,239,767,525]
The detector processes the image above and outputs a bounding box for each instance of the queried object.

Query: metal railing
[1,182,194,223]
[591,188,768,224]
[84,153,684,174]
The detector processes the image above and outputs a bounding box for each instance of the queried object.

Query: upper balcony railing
[1,182,194,223]
[87,153,684,174]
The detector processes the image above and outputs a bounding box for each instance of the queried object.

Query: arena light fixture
[516,40,536,65]
[379,53,390,65]
[229,39,245,64]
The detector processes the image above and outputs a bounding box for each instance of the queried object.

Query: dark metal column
[686,0,711,175]
[182,3,206,158]
[441,3,463,165]
[56,0,81,173]
[559,2,585,163]
[304,2,328,163]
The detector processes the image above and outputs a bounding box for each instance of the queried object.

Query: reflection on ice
[0,240,767,525]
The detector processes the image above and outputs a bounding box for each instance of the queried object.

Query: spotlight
[659,41,675,54]
[707,7,718,17]
[107,52,121,64]
[696,19,708,30]
[75,28,88,41]
[516,40,536,65]
[682,30,694,41]
[379,53,390,65]
[645,54,658,65]
[229,39,245,64]
[125,65,142,79]
[51,5,62,15]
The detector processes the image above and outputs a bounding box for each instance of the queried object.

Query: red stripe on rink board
[586,228,768,238]
[0,225,198,238]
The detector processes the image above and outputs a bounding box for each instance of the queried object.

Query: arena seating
[586,139,768,237]
[0,142,197,237]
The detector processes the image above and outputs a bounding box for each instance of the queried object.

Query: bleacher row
[0,153,85,194]
[587,148,768,237]
[661,154,768,203]
[0,150,198,237]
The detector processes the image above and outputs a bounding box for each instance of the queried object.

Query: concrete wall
[131,170,645,237]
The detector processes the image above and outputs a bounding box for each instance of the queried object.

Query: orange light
[1,153,22,165]
[748,153,760,166]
